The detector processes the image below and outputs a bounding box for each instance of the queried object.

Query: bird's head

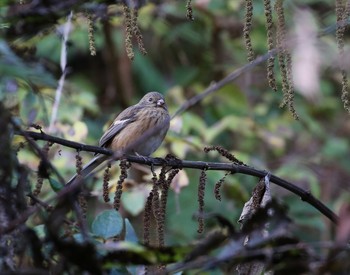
[140,91,168,110]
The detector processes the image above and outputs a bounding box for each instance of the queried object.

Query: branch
[15,130,339,224]
[11,122,66,185]
[49,11,73,133]
[172,19,350,118]
[172,50,276,118]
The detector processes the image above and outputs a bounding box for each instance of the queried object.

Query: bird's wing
[98,105,140,148]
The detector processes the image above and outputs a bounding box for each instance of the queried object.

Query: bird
[67,91,170,185]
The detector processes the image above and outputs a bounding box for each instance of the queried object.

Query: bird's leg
[135,151,150,163]
[164,154,182,173]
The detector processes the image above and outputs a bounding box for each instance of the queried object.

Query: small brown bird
[67,91,170,185]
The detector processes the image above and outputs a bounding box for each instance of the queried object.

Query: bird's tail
[66,154,108,185]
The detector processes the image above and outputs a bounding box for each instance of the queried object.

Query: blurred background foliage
[1,0,350,262]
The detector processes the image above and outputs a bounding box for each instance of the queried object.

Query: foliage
[0,0,350,274]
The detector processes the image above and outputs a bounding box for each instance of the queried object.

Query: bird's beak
[157,99,165,107]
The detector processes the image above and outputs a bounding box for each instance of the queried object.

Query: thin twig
[172,50,276,119]
[49,11,73,133]
[172,19,350,118]
[0,171,85,235]
[168,240,349,273]
[11,121,66,185]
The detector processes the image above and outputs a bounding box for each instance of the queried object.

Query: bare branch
[11,122,66,185]
[171,50,276,119]
[14,130,339,224]
[49,11,73,133]
[172,19,350,119]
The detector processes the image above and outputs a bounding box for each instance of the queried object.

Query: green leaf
[32,224,46,239]
[121,189,146,216]
[133,52,167,92]
[276,164,320,198]
[174,66,198,86]
[0,40,56,87]
[91,210,123,239]
[181,112,207,135]
[49,177,64,192]
[321,138,349,159]
[125,219,138,243]
[20,91,38,125]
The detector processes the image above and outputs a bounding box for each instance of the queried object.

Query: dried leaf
[292,9,321,102]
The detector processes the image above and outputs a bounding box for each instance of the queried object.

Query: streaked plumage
[67,91,170,185]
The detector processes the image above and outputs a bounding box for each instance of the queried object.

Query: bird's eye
[148,97,153,102]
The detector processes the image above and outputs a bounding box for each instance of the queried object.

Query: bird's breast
[110,107,170,156]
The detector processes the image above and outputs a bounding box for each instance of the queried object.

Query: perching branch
[15,130,339,224]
